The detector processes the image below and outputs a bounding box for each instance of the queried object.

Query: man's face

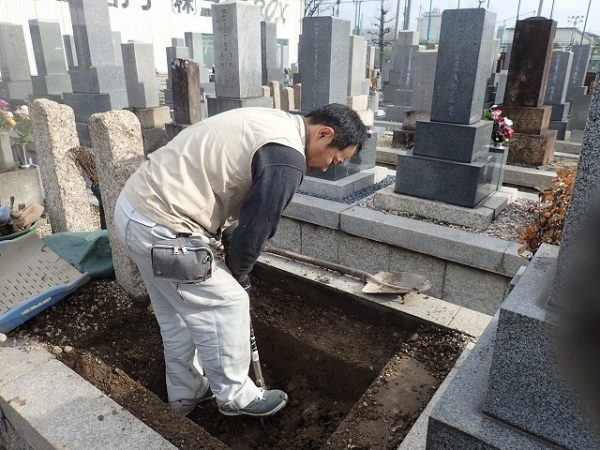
[305,125,358,172]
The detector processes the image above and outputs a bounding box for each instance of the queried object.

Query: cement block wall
[272,195,527,315]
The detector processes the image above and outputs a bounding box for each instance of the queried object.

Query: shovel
[264,246,431,295]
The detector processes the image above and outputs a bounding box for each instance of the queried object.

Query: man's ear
[318,126,335,140]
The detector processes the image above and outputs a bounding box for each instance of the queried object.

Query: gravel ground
[359,194,538,242]
[547,158,579,171]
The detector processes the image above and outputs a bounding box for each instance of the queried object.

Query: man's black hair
[305,103,368,154]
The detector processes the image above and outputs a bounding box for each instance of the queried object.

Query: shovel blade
[362,272,431,295]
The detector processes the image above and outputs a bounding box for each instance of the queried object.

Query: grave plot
[16,272,466,450]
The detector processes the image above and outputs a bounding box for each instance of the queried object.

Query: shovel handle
[265,246,373,283]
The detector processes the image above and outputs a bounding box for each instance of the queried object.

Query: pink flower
[0,99,9,111]
[14,105,29,117]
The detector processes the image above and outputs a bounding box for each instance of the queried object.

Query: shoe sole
[218,398,288,417]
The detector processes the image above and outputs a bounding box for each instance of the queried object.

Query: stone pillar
[0,23,33,102]
[207,2,271,116]
[348,35,367,97]
[261,21,281,84]
[62,0,128,145]
[544,50,573,140]
[269,80,281,109]
[298,17,351,112]
[384,31,419,122]
[63,34,78,69]
[566,44,592,102]
[88,110,146,299]
[501,17,557,166]
[30,99,96,232]
[261,86,271,97]
[280,87,295,111]
[28,20,72,101]
[121,41,159,109]
[171,58,201,125]
[395,8,502,208]
[293,83,301,109]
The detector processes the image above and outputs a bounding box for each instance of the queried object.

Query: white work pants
[114,193,260,410]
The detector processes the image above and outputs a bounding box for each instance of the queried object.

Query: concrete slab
[283,193,349,229]
[0,358,176,450]
[372,186,503,230]
[340,206,524,277]
[376,146,401,166]
[373,119,404,131]
[0,339,54,389]
[299,169,375,200]
[554,140,581,155]
[554,151,579,160]
[503,164,556,189]
[258,253,491,338]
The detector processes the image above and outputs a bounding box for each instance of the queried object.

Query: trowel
[264,246,431,295]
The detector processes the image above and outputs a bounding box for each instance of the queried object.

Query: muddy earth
[16,276,466,449]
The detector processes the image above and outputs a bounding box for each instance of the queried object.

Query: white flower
[504,118,513,127]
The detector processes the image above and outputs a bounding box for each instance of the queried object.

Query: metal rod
[394,0,401,38]
[516,0,521,21]
[581,0,592,45]
[537,0,543,16]
[550,0,555,18]
[250,322,265,387]
[457,0,460,8]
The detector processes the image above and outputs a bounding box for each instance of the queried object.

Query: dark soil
[16,276,466,449]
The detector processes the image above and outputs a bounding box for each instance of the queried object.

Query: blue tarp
[43,230,114,279]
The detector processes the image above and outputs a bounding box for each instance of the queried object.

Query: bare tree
[368,0,394,68]
[304,0,325,17]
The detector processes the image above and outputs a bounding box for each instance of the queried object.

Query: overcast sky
[332,0,599,36]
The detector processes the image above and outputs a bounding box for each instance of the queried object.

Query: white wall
[0,0,302,75]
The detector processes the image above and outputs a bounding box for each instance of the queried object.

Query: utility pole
[457,0,460,7]
[516,0,521,21]
[394,0,401,38]
[403,0,411,31]
[550,0,555,18]
[569,15,584,46]
[426,0,433,44]
[537,0,544,16]
[581,0,592,45]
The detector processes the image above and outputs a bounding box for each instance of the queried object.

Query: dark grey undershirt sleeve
[227,143,306,281]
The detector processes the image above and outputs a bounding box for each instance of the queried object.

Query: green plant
[0,99,16,133]
[13,105,32,145]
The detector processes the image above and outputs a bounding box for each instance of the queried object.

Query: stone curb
[0,340,176,450]
[554,140,581,155]
[503,165,556,189]
[258,253,492,338]
[339,206,524,277]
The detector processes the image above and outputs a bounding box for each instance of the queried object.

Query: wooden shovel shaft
[264,246,402,290]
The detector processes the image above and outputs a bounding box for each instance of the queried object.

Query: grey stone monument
[29,20,72,101]
[348,35,367,97]
[63,34,78,69]
[544,50,573,140]
[298,16,351,112]
[111,31,123,66]
[261,22,281,84]
[384,31,419,122]
[395,8,502,208]
[427,73,600,450]
[0,23,33,101]
[121,41,159,108]
[184,32,210,83]
[567,93,592,133]
[163,43,190,105]
[566,44,592,102]
[207,1,271,116]
[494,70,508,104]
[62,0,128,145]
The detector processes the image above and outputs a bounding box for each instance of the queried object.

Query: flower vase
[0,131,15,172]
[14,143,32,169]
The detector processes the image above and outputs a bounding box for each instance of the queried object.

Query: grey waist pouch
[151,237,214,282]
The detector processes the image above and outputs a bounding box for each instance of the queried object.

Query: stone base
[547,102,570,121]
[130,106,172,129]
[142,127,168,155]
[384,105,411,122]
[31,74,72,97]
[403,111,430,131]
[207,96,272,117]
[507,130,556,166]
[63,91,129,123]
[0,167,44,205]
[0,80,33,101]
[395,150,505,208]
[357,110,374,127]
[502,165,556,189]
[165,122,190,141]
[555,140,581,155]
[201,82,216,96]
[69,65,125,94]
[347,95,368,111]
[499,105,551,135]
[549,120,568,140]
[413,120,494,163]
[383,85,412,105]
[392,130,414,148]
[367,90,380,112]
[299,169,376,201]
[373,185,515,229]
[163,88,173,105]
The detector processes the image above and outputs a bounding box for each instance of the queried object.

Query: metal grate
[0,232,85,316]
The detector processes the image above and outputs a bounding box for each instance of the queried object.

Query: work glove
[10,203,44,230]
